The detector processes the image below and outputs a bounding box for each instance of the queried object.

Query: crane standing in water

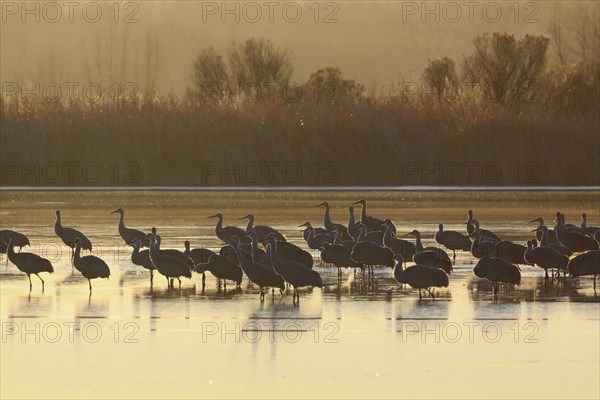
[6,235,54,291]
[112,208,149,248]
[73,238,110,293]
[55,210,92,261]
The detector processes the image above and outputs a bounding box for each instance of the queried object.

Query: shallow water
[1,190,599,399]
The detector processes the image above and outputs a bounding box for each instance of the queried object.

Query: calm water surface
[1,190,599,399]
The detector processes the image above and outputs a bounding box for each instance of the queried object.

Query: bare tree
[228,38,293,94]
[303,67,365,103]
[462,33,549,105]
[188,47,229,102]
[422,57,458,102]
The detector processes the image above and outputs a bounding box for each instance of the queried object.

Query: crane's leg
[202,272,206,289]
[178,278,182,290]
[36,274,45,292]
[88,279,93,293]
[150,270,153,288]
[493,282,498,301]
[165,277,170,288]
[224,281,227,291]
[418,289,422,300]
[260,289,264,302]
[594,275,597,290]
[27,274,32,291]
[453,250,456,264]
[429,288,435,300]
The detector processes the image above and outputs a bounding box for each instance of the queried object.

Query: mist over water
[0,1,576,94]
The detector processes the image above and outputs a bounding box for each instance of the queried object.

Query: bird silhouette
[6,234,53,291]
[73,238,110,293]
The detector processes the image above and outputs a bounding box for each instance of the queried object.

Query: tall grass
[1,90,598,186]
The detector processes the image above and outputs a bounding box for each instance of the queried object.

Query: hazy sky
[0,1,594,95]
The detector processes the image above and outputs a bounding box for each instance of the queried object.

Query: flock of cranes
[1,201,599,303]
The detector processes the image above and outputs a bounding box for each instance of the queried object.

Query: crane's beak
[239,215,250,220]
[111,209,120,214]
[528,219,539,223]
[315,203,325,207]
[207,214,218,218]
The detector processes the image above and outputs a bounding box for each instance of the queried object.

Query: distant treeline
[1,32,599,187]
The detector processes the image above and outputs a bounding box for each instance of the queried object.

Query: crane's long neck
[6,239,15,258]
[118,212,126,231]
[334,230,342,245]
[74,244,82,261]
[323,205,332,228]
[581,215,587,229]
[540,228,549,246]
[55,215,62,234]
[215,218,223,236]
[148,235,159,262]
[383,224,393,244]
[249,232,260,261]
[348,208,355,229]
[267,241,280,271]
[467,212,473,224]
[305,226,314,241]
[361,204,367,221]
[132,242,140,257]
[184,242,190,256]
[358,227,366,242]
[414,234,424,252]
[245,217,253,233]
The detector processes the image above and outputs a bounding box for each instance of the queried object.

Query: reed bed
[1,94,598,186]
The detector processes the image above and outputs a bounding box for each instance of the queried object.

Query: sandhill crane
[473,256,521,300]
[112,208,149,247]
[196,246,243,290]
[320,229,362,279]
[7,235,53,291]
[240,214,286,244]
[0,230,30,259]
[316,202,352,240]
[555,213,599,252]
[393,255,449,300]
[406,229,452,273]
[130,238,155,286]
[529,217,559,244]
[331,225,357,251]
[357,223,384,245]
[380,221,416,262]
[147,233,192,289]
[73,238,110,293]
[492,241,529,266]
[268,235,314,270]
[352,199,392,233]
[245,230,271,265]
[347,206,360,241]
[469,231,497,259]
[184,241,216,288]
[465,212,501,242]
[55,210,92,260]
[351,239,394,278]
[230,236,284,300]
[581,213,600,236]
[299,222,334,250]
[208,213,250,244]
[567,250,600,289]
[532,226,572,256]
[154,235,195,271]
[265,235,322,305]
[435,224,471,262]
[524,240,568,279]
